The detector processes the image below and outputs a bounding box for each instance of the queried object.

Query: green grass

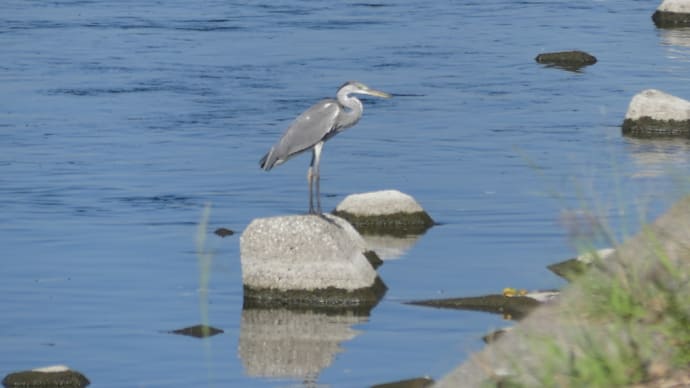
[489,240,690,387]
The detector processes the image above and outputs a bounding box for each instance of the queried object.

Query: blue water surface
[2,1,690,387]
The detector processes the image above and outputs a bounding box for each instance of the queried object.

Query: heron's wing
[260,99,340,170]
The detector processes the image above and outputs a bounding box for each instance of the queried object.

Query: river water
[2,1,690,387]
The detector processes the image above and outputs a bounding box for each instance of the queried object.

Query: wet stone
[364,250,384,269]
[482,327,512,344]
[243,276,387,309]
[213,227,234,237]
[169,324,224,338]
[622,117,690,138]
[534,50,597,71]
[406,294,542,320]
[333,190,434,236]
[370,376,435,388]
[3,365,89,388]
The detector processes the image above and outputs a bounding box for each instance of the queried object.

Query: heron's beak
[365,88,392,98]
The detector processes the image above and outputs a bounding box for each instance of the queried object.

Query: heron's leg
[308,163,315,214]
[315,173,322,213]
[312,142,324,213]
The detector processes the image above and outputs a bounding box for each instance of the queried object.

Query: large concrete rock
[653,0,690,27]
[333,190,434,236]
[622,89,690,137]
[240,213,385,306]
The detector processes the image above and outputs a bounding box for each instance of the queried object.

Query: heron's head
[339,81,392,99]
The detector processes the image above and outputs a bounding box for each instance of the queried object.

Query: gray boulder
[653,0,690,27]
[240,213,385,307]
[333,190,434,236]
[622,89,690,137]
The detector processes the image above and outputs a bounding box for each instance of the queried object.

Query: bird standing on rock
[260,81,392,214]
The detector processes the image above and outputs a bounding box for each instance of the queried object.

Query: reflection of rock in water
[361,233,422,260]
[624,137,690,178]
[660,27,690,48]
[238,308,366,381]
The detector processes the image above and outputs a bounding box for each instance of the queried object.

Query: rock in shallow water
[169,324,224,338]
[3,365,89,387]
[653,0,690,27]
[622,89,690,137]
[333,190,434,236]
[240,213,385,306]
[534,50,597,71]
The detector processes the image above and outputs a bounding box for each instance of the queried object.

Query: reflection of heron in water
[260,81,392,213]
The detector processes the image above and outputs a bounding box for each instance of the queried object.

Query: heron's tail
[259,148,275,171]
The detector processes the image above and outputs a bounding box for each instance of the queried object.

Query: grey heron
[260,81,392,214]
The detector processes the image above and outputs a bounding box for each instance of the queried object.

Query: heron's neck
[336,92,363,129]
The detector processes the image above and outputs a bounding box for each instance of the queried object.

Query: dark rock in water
[213,227,234,237]
[622,117,690,138]
[548,248,615,280]
[535,50,597,71]
[333,190,434,236]
[622,89,690,138]
[3,365,90,387]
[547,258,590,280]
[170,324,224,338]
[406,294,543,320]
[364,250,383,269]
[653,10,690,27]
[370,376,435,388]
[243,276,387,311]
[482,327,512,344]
[333,210,435,236]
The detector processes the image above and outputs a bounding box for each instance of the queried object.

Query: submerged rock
[370,376,435,388]
[622,89,690,137]
[3,365,90,388]
[169,324,224,338]
[653,0,690,27]
[333,190,434,236]
[240,213,385,307]
[406,292,548,321]
[534,50,597,71]
[482,327,513,344]
[548,248,615,280]
[213,227,234,237]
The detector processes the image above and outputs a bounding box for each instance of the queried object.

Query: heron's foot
[308,204,327,216]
